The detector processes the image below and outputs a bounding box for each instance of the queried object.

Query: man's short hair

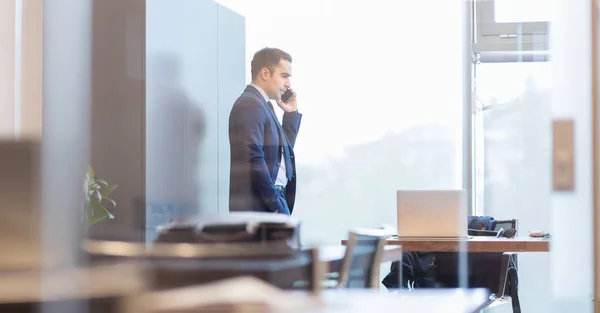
[251,47,292,79]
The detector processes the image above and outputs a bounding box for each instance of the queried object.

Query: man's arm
[282,111,302,147]
[233,99,283,212]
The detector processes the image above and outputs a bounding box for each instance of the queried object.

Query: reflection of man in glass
[228,48,302,215]
[146,53,205,241]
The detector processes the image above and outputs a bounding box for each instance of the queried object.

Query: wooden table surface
[341,236,550,253]
[317,245,403,264]
[144,244,402,273]
[128,276,489,313]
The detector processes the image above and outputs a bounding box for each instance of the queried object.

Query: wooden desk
[149,245,403,289]
[342,236,549,253]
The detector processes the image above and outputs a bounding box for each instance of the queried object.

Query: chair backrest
[296,248,325,295]
[491,219,518,238]
[492,219,518,234]
[337,229,387,289]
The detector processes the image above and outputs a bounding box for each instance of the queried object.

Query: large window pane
[222,0,465,290]
[474,61,552,227]
[474,61,552,237]
[218,0,465,250]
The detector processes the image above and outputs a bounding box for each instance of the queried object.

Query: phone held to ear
[281,88,295,104]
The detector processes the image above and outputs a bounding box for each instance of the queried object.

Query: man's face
[262,60,292,100]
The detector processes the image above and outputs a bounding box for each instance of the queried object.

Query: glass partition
[0,0,598,312]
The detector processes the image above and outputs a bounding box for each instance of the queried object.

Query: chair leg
[507,266,520,313]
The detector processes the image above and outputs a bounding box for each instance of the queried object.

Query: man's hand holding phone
[277,88,297,113]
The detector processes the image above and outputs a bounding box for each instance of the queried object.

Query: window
[217,0,466,249]
[474,0,549,52]
[470,1,554,307]
[473,62,552,216]
[471,38,553,313]
[471,0,552,216]
[494,0,551,23]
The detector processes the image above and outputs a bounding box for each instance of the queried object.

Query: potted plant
[83,166,118,229]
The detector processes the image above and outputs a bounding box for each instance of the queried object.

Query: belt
[274,185,286,193]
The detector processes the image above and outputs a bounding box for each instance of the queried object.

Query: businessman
[228,47,302,215]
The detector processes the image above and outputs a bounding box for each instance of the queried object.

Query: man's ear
[260,67,271,80]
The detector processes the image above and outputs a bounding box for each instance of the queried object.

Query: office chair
[336,229,387,289]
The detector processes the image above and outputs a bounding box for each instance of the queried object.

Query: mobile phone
[281,89,295,104]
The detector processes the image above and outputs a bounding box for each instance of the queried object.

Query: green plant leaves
[84,166,118,229]
[103,197,116,208]
[86,199,115,228]
[87,166,94,181]
[101,184,118,199]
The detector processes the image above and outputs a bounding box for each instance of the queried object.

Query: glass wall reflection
[145,0,245,242]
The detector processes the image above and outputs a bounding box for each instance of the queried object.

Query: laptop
[396,190,468,239]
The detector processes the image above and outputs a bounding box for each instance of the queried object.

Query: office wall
[0,0,16,137]
[88,0,146,241]
[20,0,43,139]
[145,0,245,242]
[550,0,594,310]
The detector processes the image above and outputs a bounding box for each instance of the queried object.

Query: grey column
[41,0,92,312]
[217,4,246,214]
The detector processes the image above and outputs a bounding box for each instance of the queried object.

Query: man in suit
[228,47,302,215]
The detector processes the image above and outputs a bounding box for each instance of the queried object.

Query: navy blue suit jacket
[228,85,302,214]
